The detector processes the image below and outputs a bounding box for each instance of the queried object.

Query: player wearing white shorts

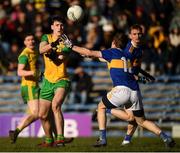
[60,28,175,148]
[105,86,143,111]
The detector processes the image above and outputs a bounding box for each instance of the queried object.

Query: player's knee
[38,113,47,120]
[52,104,61,113]
[127,115,135,122]
[31,109,38,118]
[97,101,106,110]
[33,113,39,119]
[126,113,135,122]
[135,118,145,126]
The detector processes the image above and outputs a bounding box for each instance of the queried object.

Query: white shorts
[104,86,143,111]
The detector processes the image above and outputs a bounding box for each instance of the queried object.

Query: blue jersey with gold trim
[124,41,142,60]
[101,48,139,90]
[124,41,143,75]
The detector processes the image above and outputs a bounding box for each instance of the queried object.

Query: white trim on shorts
[106,86,143,111]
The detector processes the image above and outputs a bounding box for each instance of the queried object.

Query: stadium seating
[0,61,180,124]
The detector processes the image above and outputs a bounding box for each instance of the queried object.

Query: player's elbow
[17,70,22,77]
[39,47,45,54]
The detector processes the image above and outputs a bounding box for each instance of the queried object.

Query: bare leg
[17,100,39,131]
[9,99,39,144]
[126,120,138,136]
[38,99,53,143]
[111,108,135,122]
[135,116,161,135]
[49,109,57,138]
[52,88,66,137]
[134,116,175,148]
[111,108,137,145]
[97,101,107,130]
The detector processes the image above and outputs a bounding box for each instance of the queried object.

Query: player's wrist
[30,71,35,76]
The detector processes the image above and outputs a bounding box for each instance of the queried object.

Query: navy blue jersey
[124,41,143,75]
[101,48,139,90]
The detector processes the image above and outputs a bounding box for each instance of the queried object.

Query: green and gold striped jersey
[41,34,71,83]
[18,47,39,86]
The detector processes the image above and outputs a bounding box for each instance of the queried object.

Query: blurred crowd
[0,0,180,76]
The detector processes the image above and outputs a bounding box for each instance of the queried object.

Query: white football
[67,5,83,21]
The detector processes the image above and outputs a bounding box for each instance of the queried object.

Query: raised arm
[39,34,61,54]
[39,41,52,54]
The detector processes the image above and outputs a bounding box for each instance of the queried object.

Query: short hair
[113,33,128,49]
[50,15,65,25]
[129,24,142,33]
[24,32,34,40]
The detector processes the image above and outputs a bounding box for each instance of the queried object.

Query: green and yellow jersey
[18,47,39,86]
[41,34,71,83]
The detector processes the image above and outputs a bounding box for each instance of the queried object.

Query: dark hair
[113,33,128,49]
[129,24,142,33]
[50,15,65,25]
[24,32,34,40]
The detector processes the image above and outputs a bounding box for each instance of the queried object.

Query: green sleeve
[62,47,72,53]
[18,55,28,64]
[41,34,48,42]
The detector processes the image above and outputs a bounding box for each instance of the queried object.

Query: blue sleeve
[101,49,112,62]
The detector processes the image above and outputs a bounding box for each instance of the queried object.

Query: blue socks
[124,134,132,141]
[106,109,111,114]
[160,131,169,142]
[100,130,106,140]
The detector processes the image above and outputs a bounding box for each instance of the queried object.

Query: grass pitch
[0,137,179,152]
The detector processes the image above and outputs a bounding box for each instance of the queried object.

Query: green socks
[15,128,21,134]
[45,137,53,144]
[57,134,64,141]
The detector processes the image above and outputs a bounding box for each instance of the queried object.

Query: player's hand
[61,34,73,49]
[138,76,151,84]
[51,38,61,48]
[58,54,64,60]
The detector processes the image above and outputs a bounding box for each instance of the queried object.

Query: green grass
[0,137,179,152]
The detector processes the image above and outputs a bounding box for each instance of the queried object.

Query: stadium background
[0,0,180,143]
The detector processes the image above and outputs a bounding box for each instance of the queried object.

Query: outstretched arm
[72,46,102,58]
[60,34,103,58]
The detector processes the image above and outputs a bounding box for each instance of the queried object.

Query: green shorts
[40,78,71,101]
[21,85,40,104]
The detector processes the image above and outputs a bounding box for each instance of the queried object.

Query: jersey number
[121,57,132,73]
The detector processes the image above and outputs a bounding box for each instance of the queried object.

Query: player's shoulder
[20,47,28,56]
[18,48,29,61]
[41,34,51,42]
[125,41,135,53]
[20,47,35,57]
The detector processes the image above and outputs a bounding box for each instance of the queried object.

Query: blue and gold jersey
[101,48,139,90]
[124,41,143,75]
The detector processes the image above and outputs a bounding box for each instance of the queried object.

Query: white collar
[131,41,139,48]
